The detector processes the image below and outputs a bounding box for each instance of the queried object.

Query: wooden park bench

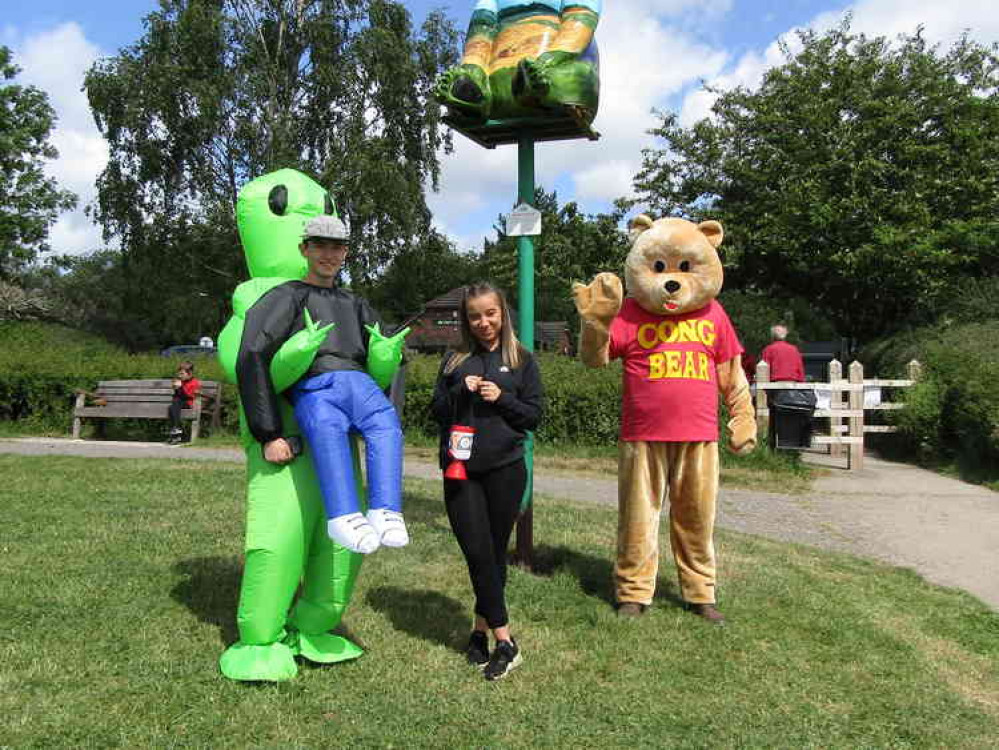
[72,379,223,442]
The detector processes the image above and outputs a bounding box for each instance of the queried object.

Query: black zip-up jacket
[430,347,543,473]
[236,281,381,444]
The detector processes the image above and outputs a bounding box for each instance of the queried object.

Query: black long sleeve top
[236,281,381,444]
[430,347,544,473]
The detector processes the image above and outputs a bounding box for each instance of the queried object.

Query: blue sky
[4,0,996,259]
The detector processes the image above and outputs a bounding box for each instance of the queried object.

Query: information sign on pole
[506,202,542,237]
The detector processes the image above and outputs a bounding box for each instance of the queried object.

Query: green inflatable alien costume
[216,169,407,682]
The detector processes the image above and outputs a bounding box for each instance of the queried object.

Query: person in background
[430,282,544,681]
[760,324,806,449]
[167,360,201,444]
[760,324,805,382]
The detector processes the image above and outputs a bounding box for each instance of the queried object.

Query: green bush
[0,321,240,435]
[863,320,999,481]
[402,351,622,446]
[2,322,625,444]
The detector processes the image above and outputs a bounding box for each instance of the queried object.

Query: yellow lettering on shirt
[697,320,716,346]
[634,317,718,348]
[666,350,682,378]
[637,323,659,349]
[683,352,697,379]
[648,352,666,378]
[647,350,712,381]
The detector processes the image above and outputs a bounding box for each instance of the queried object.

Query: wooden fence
[754,359,922,471]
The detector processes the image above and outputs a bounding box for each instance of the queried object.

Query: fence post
[907,360,922,382]
[848,360,864,470]
[755,360,770,438]
[828,358,843,459]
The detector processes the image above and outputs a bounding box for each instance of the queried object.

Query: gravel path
[3,437,996,609]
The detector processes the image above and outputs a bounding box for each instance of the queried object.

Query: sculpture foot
[219,641,298,682]
[513,57,551,105]
[435,65,490,120]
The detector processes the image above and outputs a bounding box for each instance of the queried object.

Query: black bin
[772,389,817,449]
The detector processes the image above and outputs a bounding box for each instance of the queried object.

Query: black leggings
[444,459,527,629]
[168,393,187,429]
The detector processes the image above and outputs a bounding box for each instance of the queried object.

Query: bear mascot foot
[327,513,380,554]
[435,64,490,120]
[219,641,298,682]
[285,630,364,665]
[367,508,409,548]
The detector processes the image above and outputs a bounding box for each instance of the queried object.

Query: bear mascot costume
[572,215,756,624]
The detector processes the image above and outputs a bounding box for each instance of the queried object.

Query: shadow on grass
[366,587,467,651]
[171,556,242,645]
[528,544,684,609]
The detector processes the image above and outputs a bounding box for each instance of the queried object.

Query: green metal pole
[515,133,535,569]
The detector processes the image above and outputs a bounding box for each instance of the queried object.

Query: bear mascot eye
[653,260,666,273]
[268,185,288,216]
[679,260,691,272]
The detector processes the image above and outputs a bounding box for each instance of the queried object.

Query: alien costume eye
[653,260,666,273]
[268,185,288,215]
[680,260,690,272]
[324,195,335,215]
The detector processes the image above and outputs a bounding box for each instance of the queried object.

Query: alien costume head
[236,168,339,280]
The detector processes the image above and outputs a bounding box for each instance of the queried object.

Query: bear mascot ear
[628,214,654,244]
[697,220,724,248]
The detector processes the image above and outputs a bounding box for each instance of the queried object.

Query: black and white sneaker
[465,631,489,668]
[483,638,521,681]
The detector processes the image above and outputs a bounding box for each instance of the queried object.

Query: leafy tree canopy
[631,21,999,342]
[0,46,77,279]
[84,0,458,348]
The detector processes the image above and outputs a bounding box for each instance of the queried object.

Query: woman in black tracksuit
[430,282,543,681]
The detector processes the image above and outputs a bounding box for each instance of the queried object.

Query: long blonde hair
[444,282,525,374]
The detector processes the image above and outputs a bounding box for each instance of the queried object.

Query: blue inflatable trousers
[292,370,404,518]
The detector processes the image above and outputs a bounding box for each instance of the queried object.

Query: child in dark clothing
[167,361,201,444]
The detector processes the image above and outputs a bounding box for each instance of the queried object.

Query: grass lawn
[3,455,997,749]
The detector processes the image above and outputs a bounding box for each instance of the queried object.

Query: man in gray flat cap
[236,214,409,555]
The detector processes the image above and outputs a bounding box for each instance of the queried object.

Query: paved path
[3,437,996,609]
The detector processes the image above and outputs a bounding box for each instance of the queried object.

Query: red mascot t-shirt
[608,298,743,442]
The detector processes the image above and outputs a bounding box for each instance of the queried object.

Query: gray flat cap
[302,215,348,241]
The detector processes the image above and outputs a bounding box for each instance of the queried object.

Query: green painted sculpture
[216,168,404,682]
[435,0,601,123]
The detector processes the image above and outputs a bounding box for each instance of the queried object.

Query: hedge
[862,320,999,480]
[1,322,623,444]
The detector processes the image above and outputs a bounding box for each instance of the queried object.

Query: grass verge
[2,455,997,748]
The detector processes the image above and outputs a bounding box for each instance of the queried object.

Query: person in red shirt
[760,325,806,449]
[167,361,201,444]
[760,324,805,382]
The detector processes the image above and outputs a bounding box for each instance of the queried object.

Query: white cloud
[10,22,106,256]
[812,0,999,46]
[678,0,999,127]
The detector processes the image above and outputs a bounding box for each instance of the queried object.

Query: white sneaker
[366,508,409,548]
[327,513,380,554]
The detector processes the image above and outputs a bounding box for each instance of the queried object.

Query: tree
[361,229,482,324]
[0,46,77,278]
[484,188,629,323]
[631,22,999,341]
[84,0,458,347]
